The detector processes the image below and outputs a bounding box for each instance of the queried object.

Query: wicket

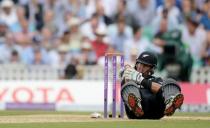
[104,53,124,118]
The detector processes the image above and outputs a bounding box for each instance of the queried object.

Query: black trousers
[125,88,165,119]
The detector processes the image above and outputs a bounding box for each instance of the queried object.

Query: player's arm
[122,66,161,94]
[150,82,161,94]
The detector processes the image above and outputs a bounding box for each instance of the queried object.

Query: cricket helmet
[136,51,157,68]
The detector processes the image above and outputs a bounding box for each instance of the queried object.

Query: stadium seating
[0,64,210,83]
[0,64,59,80]
[190,67,210,84]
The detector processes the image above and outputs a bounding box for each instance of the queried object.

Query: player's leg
[162,78,184,116]
[121,81,144,117]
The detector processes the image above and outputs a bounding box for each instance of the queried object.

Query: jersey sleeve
[150,76,164,86]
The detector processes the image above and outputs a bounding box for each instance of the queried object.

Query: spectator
[100,0,118,18]
[44,0,66,33]
[155,0,180,30]
[43,9,58,36]
[40,27,60,68]
[95,1,113,25]
[79,41,96,65]
[127,0,156,27]
[124,26,151,62]
[0,0,209,81]
[10,50,22,64]
[200,2,210,30]
[21,35,50,65]
[84,0,119,19]
[201,30,210,66]
[112,0,132,25]
[41,27,58,50]
[180,0,196,23]
[153,17,168,51]
[58,10,71,36]
[0,0,18,27]
[67,17,83,54]
[31,47,46,65]
[58,30,71,53]
[91,26,109,61]
[50,44,71,69]
[80,12,106,40]
[0,20,8,44]
[0,32,22,63]
[64,63,77,79]
[152,4,179,33]
[107,16,133,52]
[64,0,86,20]
[13,18,35,45]
[153,15,193,81]
[9,6,35,32]
[194,0,207,11]
[58,28,81,56]
[206,56,210,66]
[201,0,210,14]
[23,0,44,30]
[182,13,207,68]
[83,0,96,19]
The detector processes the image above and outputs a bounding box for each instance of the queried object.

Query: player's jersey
[123,76,166,119]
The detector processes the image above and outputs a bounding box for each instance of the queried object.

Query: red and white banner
[180,83,210,105]
[0,81,209,111]
[0,80,121,111]
[0,81,103,104]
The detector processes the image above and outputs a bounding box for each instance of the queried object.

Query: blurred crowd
[0,0,210,81]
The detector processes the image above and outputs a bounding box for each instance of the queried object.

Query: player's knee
[161,78,182,99]
[121,81,141,101]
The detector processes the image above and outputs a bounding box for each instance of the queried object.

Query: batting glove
[123,66,144,84]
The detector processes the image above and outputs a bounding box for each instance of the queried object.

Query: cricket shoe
[127,93,144,117]
[164,93,184,116]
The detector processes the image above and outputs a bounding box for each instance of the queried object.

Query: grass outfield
[1,121,210,128]
[0,111,209,128]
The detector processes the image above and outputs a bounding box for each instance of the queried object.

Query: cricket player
[120,51,184,119]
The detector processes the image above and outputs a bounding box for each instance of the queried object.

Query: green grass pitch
[0,111,209,128]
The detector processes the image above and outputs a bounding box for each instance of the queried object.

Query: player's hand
[119,64,131,80]
[122,66,144,84]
